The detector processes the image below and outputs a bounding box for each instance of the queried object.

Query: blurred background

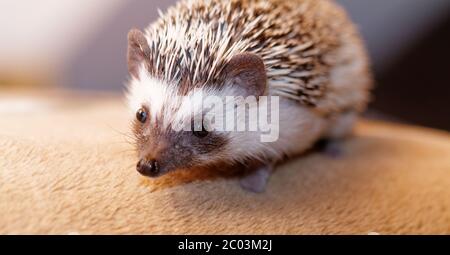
[0,0,449,130]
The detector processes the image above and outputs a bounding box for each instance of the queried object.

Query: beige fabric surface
[0,91,449,234]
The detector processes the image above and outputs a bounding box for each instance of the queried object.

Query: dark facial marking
[132,112,229,176]
[189,130,228,155]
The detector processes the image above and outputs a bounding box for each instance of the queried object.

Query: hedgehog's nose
[136,159,160,177]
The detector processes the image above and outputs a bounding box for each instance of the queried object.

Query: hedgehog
[126,0,372,192]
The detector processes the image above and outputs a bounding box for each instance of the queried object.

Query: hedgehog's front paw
[239,165,273,193]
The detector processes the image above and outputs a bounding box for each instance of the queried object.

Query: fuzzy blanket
[1,91,449,234]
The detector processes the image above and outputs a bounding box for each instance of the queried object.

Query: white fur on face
[126,65,176,123]
[126,65,228,131]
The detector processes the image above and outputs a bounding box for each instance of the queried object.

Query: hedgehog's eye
[192,121,209,138]
[136,108,148,123]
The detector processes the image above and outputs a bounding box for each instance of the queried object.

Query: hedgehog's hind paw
[239,165,272,193]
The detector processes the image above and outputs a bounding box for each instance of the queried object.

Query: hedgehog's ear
[127,28,150,79]
[223,53,267,97]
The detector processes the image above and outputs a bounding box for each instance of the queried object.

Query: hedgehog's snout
[136,159,161,177]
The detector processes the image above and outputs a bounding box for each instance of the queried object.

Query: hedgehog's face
[131,102,230,177]
[127,29,267,177]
